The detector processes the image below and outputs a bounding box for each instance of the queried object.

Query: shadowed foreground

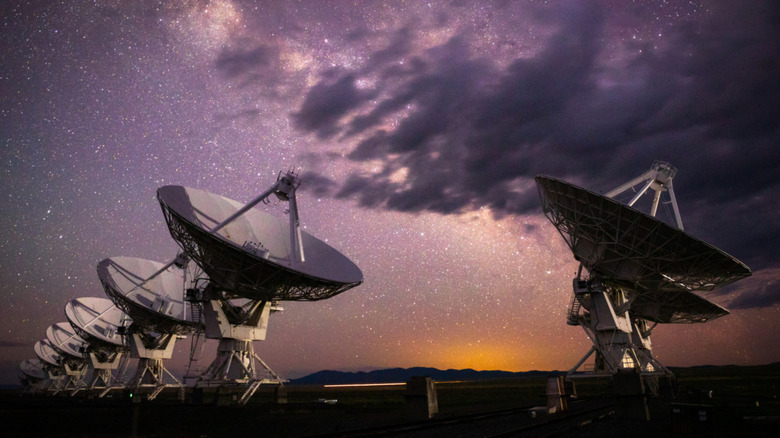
[2,364,778,437]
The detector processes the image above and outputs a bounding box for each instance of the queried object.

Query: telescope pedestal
[63,362,88,395]
[196,299,283,405]
[46,369,66,395]
[88,350,125,397]
[566,277,671,387]
[128,332,182,400]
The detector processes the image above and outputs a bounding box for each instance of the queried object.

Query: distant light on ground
[323,382,406,388]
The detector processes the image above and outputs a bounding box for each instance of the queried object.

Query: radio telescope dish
[535,161,751,384]
[65,297,129,396]
[33,340,68,393]
[97,256,202,399]
[536,174,750,323]
[157,184,363,301]
[20,359,46,380]
[45,322,90,394]
[65,297,128,350]
[155,171,363,404]
[34,339,63,367]
[97,256,200,335]
[46,322,88,360]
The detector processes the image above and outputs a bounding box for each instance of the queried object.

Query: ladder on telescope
[184,303,206,381]
[567,296,582,326]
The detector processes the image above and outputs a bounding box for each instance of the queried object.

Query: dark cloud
[299,171,338,197]
[291,73,376,139]
[213,42,302,100]
[215,45,275,79]
[722,268,780,310]
[293,1,780,270]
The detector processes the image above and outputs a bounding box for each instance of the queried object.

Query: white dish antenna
[535,162,751,381]
[97,256,201,335]
[65,297,129,351]
[157,180,362,301]
[46,322,89,360]
[20,359,46,380]
[34,339,63,367]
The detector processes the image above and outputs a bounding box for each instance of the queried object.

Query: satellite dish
[156,183,363,301]
[97,256,201,399]
[33,340,68,393]
[20,359,46,380]
[536,174,750,290]
[65,297,129,395]
[156,171,363,404]
[535,161,751,381]
[45,322,90,394]
[65,297,128,351]
[34,339,63,367]
[535,174,750,323]
[97,256,200,335]
[46,322,89,360]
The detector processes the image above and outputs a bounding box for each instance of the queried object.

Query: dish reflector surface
[157,185,363,301]
[65,297,127,350]
[536,176,750,323]
[46,322,88,360]
[20,359,46,379]
[97,256,200,335]
[34,339,62,367]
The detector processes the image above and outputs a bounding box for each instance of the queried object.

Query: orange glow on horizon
[429,342,531,372]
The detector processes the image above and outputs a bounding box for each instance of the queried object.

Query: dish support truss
[605,160,683,230]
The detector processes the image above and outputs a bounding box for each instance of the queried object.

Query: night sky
[2,0,779,385]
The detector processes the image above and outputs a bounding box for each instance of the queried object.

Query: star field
[1,0,779,384]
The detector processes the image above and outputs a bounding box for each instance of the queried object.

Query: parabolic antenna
[97,255,202,399]
[65,297,128,351]
[20,359,46,380]
[536,175,750,323]
[45,322,90,394]
[65,297,129,396]
[34,339,63,367]
[33,339,68,393]
[97,256,201,335]
[46,322,88,360]
[535,161,751,383]
[155,171,363,404]
[157,184,363,301]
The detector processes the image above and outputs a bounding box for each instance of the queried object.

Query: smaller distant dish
[34,339,63,367]
[20,359,46,380]
[65,297,128,351]
[97,256,200,335]
[46,322,88,360]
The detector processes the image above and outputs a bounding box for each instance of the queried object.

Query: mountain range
[289,367,560,385]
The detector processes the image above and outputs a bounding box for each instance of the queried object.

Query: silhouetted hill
[289,367,559,385]
[290,362,780,385]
